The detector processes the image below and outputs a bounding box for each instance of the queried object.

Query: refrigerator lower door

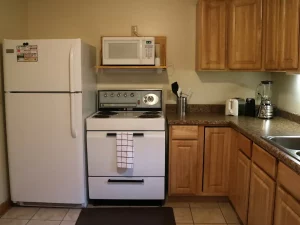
[5,93,86,205]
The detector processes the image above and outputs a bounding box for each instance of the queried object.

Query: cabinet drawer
[171,126,198,140]
[89,177,165,200]
[252,144,277,179]
[238,133,252,158]
[278,162,300,201]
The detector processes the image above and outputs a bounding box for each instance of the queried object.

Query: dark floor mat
[76,207,175,225]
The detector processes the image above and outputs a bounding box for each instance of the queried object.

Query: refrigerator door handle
[70,93,77,138]
[69,46,75,92]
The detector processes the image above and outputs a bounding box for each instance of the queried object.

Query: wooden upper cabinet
[274,187,300,225]
[264,0,299,70]
[169,140,198,195]
[197,0,227,70]
[228,0,263,69]
[203,128,231,195]
[264,0,280,69]
[235,150,251,225]
[248,163,276,225]
[278,0,300,70]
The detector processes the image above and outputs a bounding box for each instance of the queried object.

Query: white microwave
[102,37,155,65]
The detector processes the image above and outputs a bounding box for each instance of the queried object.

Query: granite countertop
[167,112,300,175]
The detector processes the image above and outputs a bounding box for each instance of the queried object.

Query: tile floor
[0,202,240,225]
[166,202,240,225]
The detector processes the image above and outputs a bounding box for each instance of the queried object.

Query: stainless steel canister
[177,96,187,116]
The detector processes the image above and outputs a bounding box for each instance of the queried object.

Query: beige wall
[272,73,300,115]
[0,0,28,204]
[27,0,270,104]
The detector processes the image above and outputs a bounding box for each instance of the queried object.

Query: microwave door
[103,40,141,65]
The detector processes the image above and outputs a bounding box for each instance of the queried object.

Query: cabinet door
[274,187,300,225]
[248,163,276,225]
[264,0,280,69]
[279,0,300,70]
[235,150,251,225]
[228,0,262,69]
[169,140,198,195]
[197,0,226,70]
[203,128,231,195]
[229,129,238,207]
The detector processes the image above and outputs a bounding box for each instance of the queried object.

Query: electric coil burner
[93,111,119,118]
[93,115,110,118]
[99,111,119,116]
[143,111,160,115]
[138,114,161,118]
[86,90,165,205]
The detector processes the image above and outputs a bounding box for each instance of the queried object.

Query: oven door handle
[106,133,144,137]
[108,179,144,183]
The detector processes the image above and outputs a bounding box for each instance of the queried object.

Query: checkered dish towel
[117,132,134,169]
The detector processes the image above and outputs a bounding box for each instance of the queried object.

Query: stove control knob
[104,93,108,97]
[110,93,115,97]
[148,96,154,102]
[124,93,127,97]
[130,93,135,97]
[117,93,121,97]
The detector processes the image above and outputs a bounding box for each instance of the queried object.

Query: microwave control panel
[143,38,155,59]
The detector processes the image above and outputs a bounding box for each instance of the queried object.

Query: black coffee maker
[245,98,256,117]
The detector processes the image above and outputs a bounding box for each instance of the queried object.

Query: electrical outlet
[131,26,138,36]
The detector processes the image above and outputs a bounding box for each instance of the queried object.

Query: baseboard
[0,199,11,216]
[166,196,229,202]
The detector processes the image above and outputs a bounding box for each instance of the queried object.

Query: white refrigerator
[3,39,97,206]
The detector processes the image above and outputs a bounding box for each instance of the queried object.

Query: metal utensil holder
[177,96,187,116]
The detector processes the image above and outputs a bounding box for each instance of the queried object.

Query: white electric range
[86,90,166,203]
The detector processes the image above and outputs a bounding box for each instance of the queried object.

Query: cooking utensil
[171,82,179,97]
[177,87,182,97]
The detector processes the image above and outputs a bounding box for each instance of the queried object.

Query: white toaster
[225,98,246,116]
[225,99,239,116]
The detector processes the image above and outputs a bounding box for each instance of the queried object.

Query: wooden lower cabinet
[203,127,231,195]
[274,187,300,225]
[229,129,238,206]
[235,150,251,225]
[248,163,275,225]
[169,140,198,195]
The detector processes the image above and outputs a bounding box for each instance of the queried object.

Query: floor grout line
[218,202,228,224]
[29,207,41,221]
[30,207,42,220]
[61,208,70,221]
[189,203,195,224]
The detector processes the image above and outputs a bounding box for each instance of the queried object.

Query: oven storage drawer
[87,131,165,177]
[88,177,165,200]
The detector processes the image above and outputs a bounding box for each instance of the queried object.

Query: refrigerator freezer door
[5,93,86,204]
[3,39,82,92]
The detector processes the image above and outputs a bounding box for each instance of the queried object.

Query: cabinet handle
[106,133,117,137]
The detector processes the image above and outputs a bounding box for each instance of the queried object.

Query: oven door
[87,131,165,176]
[102,38,142,65]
